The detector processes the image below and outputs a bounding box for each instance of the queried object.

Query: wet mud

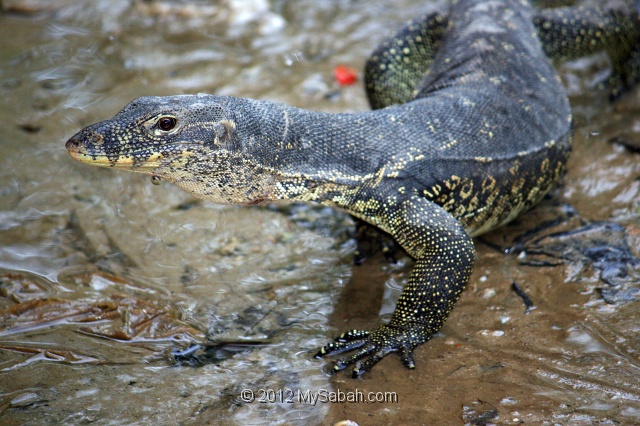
[1,0,640,425]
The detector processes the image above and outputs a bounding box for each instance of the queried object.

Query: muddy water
[0,0,639,425]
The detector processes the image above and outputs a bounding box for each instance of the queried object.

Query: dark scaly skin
[366,0,640,107]
[355,1,640,262]
[536,1,640,98]
[65,0,640,377]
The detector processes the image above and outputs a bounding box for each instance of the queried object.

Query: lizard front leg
[317,195,476,377]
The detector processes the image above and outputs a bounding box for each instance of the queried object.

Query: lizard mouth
[66,149,164,169]
[65,133,198,171]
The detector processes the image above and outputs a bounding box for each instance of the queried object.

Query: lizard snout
[65,129,108,164]
[65,134,83,153]
[66,130,103,153]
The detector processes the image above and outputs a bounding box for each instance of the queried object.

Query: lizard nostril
[65,137,81,151]
[65,134,84,152]
[66,131,103,152]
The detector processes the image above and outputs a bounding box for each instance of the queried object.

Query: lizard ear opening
[212,119,239,149]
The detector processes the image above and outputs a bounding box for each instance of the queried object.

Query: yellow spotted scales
[66,0,640,377]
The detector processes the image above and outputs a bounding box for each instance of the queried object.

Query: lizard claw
[399,343,416,369]
[316,324,425,377]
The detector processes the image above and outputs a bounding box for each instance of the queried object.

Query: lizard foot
[315,324,425,377]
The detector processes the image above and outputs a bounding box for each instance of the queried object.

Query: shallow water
[1,0,640,425]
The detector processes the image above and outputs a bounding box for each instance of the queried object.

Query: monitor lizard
[65,0,640,377]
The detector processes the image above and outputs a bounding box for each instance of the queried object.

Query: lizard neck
[227,97,385,205]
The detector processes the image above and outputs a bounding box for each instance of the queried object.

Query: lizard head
[65,94,277,205]
[65,94,238,170]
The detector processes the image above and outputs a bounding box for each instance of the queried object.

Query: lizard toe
[398,342,416,369]
[334,343,378,373]
[318,324,424,376]
[336,329,371,343]
[315,333,368,359]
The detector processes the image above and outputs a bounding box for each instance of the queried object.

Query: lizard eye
[157,116,177,132]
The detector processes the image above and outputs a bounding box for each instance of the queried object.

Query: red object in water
[333,65,358,86]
